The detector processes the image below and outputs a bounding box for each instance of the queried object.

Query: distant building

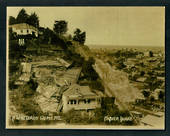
[144,51,150,57]
[62,84,101,113]
[136,77,147,83]
[157,76,165,82]
[150,89,164,101]
[9,23,38,45]
[136,54,144,59]
[124,58,136,69]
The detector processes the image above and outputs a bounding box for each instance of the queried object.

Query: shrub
[11,84,42,116]
[82,57,98,80]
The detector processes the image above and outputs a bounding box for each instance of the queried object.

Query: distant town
[8,8,165,128]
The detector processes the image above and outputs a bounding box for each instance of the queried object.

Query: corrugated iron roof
[55,68,82,86]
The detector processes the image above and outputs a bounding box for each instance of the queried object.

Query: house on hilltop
[9,23,38,45]
[62,84,101,113]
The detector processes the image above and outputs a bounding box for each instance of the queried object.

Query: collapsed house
[35,67,82,113]
[62,84,101,113]
[32,62,81,113]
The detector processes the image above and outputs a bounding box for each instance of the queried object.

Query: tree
[140,71,145,76]
[53,20,68,36]
[82,57,98,80]
[39,27,54,44]
[9,28,17,40]
[80,32,86,44]
[9,16,16,25]
[26,12,39,28]
[16,8,29,23]
[73,28,86,45]
[150,96,155,102]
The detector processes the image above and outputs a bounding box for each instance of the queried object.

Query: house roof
[9,23,38,31]
[31,60,63,67]
[55,68,82,86]
[63,84,98,99]
[157,76,165,81]
[31,59,71,69]
[154,88,164,92]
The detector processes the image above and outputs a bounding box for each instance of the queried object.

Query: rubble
[35,95,59,113]
[15,63,32,85]
[36,84,60,98]
[21,62,32,73]
[32,63,81,113]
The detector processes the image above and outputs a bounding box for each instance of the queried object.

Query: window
[74,100,77,104]
[27,29,29,33]
[21,30,23,33]
[87,99,91,104]
[70,100,77,104]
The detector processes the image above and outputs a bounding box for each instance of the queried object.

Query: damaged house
[62,84,101,113]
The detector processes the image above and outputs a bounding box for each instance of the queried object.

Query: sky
[7,7,165,47]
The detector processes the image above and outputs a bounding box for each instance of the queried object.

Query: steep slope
[93,59,144,110]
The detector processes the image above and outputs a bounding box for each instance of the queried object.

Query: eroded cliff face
[93,59,144,111]
[72,45,144,111]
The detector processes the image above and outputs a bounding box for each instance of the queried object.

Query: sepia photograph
[6,6,165,129]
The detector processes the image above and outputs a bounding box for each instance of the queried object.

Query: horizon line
[86,44,164,47]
